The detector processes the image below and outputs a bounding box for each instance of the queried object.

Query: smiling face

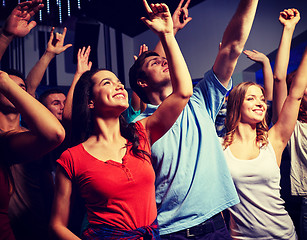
[89,70,129,116]
[240,85,267,124]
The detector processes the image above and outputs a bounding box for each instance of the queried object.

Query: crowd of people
[0,0,306,240]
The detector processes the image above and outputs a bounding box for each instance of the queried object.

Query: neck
[92,116,123,143]
[147,84,173,105]
[233,122,257,143]
[0,111,21,132]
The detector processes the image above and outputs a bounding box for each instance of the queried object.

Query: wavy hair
[71,69,151,161]
[223,82,269,149]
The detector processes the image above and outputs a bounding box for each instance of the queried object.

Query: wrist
[2,28,14,38]
[173,27,180,35]
[159,32,174,40]
[44,50,56,59]
[0,30,14,43]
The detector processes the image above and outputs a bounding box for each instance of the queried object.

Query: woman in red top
[50,1,193,239]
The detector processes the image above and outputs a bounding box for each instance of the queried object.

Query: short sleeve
[57,149,75,180]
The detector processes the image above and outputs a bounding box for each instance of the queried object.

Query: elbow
[273,75,284,84]
[49,125,66,148]
[184,90,193,99]
[180,87,193,100]
[222,42,243,60]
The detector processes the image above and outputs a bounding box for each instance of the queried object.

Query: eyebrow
[246,94,265,98]
[146,57,160,67]
[99,78,121,85]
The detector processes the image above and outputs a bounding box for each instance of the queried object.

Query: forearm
[273,26,295,83]
[0,75,64,144]
[272,26,296,120]
[26,51,55,96]
[50,225,80,240]
[153,27,180,57]
[0,32,14,61]
[289,47,307,99]
[213,0,259,85]
[262,58,273,101]
[63,73,82,123]
[160,33,192,98]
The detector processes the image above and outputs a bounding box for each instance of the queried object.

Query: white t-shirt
[288,120,307,196]
[224,142,297,240]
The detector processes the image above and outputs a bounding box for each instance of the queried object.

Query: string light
[39,9,42,22]
[2,0,5,7]
[47,0,50,14]
[58,0,62,24]
[78,0,81,10]
[67,0,71,17]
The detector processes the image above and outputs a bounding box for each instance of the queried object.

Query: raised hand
[46,27,72,56]
[243,49,269,64]
[141,0,173,36]
[3,0,44,37]
[76,46,92,76]
[172,0,192,33]
[279,8,300,29]
[133,44,148,61]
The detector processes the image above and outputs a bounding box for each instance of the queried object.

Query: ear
[137,78,148,88]
[88,100,94,109]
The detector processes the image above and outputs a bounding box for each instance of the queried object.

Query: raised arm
[26,27,72,97]
[269,46,307,166]
[153,0,192,57]
[273,9,300,122]
[139,0,193,145]
[0,0,44,60]
[243,49,273,101]
[213,0,259,87]
[0,71,65,163]
[62,46,92,124]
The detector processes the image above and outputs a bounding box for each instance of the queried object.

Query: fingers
[142,0,153,15]
[27,21,37,32]
[63,44,72,51]
[88,61,93,70]
[48,27,55,43]
[177,0,185,9]
[141,16,151,28]
[62,27,68,39]
[184,0,191,9]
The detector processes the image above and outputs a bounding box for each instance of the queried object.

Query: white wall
[134,0,307,84]
[9,0,307,89]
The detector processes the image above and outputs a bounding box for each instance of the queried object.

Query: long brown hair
[223,82,269,149]
[71,69,151,162]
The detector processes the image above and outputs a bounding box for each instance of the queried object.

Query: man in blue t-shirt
[129,0,259,239]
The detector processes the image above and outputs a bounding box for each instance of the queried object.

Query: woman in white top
[222,44,307,239]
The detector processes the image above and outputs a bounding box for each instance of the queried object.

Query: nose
[60,102,65,110]
[162,58,168,66]
[116,82,124,90]
[255,99,264,107]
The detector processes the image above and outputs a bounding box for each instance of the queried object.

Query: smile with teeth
[113,93,126,99]
[253,109,263,114]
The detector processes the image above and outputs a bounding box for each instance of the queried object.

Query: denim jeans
[301,197,307,240]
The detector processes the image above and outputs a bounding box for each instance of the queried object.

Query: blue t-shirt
[134,69,239,235]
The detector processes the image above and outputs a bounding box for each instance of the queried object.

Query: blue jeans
[301,197,307,240]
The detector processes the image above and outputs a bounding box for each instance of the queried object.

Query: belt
[181,213,225,237]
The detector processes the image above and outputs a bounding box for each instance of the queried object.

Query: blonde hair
[223,82,269,149]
